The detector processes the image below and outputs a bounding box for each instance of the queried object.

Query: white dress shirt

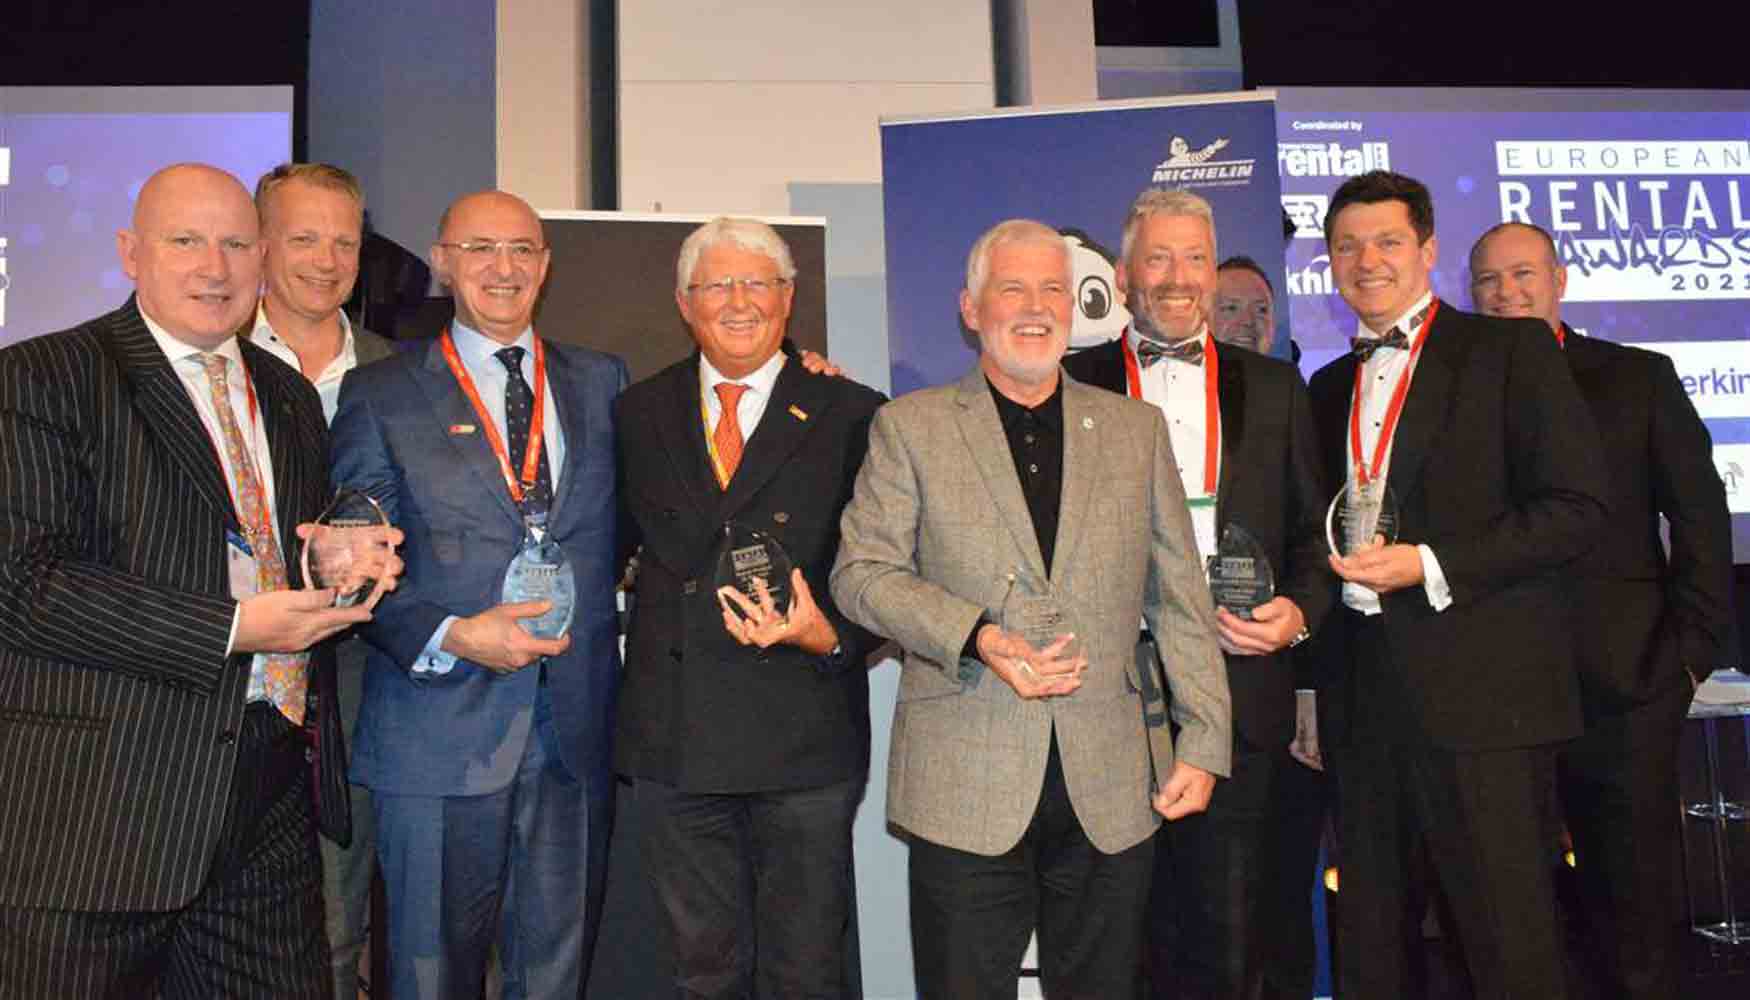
[417,322,568,673]
[1343,291,1452,615]
[701,348,787,443]
[1127,324,1221,506]
[246,305,358,423]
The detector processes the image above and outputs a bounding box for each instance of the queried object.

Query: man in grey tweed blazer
[832,219,1231,999]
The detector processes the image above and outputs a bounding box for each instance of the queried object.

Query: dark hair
[1217,255,1273,296]
[1323,170,1433,245]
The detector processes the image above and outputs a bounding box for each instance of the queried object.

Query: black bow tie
[1135,335,1204,368]
[1350,329,1409,361]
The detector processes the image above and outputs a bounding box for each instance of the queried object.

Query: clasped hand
[716,569,838,656]
[975,623,1085,699]
[1328,538,1423,593]
[233,522,405,654]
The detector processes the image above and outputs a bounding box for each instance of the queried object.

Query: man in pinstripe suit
[0,163,399,998]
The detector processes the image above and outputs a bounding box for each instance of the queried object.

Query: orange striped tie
[712,382,749,488]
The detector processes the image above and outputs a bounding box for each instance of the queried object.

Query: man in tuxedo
[832,218,1231,999]
[249,161,400,1000]
[1062,189,1331,999]
[1470,221,1734,999]
[0,163,396,997]
[1308,170,1608,998]
[614,217,886,998]
[329,190,628,999]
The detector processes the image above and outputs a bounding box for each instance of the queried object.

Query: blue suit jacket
[329,335,628,797]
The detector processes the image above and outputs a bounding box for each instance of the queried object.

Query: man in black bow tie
[1305,171,1608,999]
[1063,188,1332,999]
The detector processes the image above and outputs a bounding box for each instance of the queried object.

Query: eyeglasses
[685,276,791,303]
[436,240,547,262]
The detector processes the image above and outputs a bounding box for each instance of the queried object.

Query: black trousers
[1557,677,1690,1000]
[0,702,329,999]
[633,774,861,1000]
[1146,741,1284,1000]
[1256,750,1329,1000]
[907,733,1154,1000]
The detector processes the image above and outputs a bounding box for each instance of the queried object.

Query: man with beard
[1470,221,1733,999]
[832,218,1229,998]
[1063,189,1331,999]
[1308,171,1607,998]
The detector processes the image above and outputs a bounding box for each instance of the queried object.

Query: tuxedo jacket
[330,335,627,798]
[0,299,344,912]
[1064,338,1334,750]
[832,367,1231,856]
[614,353,886,793]
[1561,328,1734,710]
[1306,305,1608,751]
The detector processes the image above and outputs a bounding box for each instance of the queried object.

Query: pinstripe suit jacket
[0,299,340,912]
[831,367,1231,856]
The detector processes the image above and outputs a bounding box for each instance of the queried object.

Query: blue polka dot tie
[495,346,553,518]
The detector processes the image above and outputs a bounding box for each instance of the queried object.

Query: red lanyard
[438,329,548,504]
[1122,330,1221,495]
[1348,299,1439,487]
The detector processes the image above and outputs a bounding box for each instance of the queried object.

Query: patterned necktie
[712,382,749,488]
[1135,334,1204,368]
[494,346,553,518]
[198,353,308,725]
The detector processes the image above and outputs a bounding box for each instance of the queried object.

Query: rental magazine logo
[1494,139,1750,303]
[1151,135,1257,189]
[1278,140,1391,179]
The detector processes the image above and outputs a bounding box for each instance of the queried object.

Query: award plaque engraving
[301,488,393,607]
[1206,522,1275,619]
[503,515,575,639]
[1326,480,1401,557]
[998,581,1082,665]
[714,523,795,618]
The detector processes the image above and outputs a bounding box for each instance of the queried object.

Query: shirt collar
[139,304,246,373]
[247,303,356,368]
[1356,290,1433,343]
[450,320,535,370]
[700,349,786,400]
[987,375,1064,433]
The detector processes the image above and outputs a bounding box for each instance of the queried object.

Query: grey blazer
[831,367,1230,857]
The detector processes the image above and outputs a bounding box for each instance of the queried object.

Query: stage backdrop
[879,91,1286,397]
[535,211,826,383]
[0,86,293,346]
[1274,87,1750,561]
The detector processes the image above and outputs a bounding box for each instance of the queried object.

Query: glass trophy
[1326,480,1401,556]
[503,514,575,639]
[301,488,393,607]
[998,581,1083,667]
[714,523,795,619]
[1206,522,1275,619]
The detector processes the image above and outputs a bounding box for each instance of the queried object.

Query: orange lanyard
[1348,299,1439,487]
[438,329,548,504]
[1122,331,1221,495]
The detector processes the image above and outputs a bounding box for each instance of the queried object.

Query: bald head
[117,163,264,349]
[1468,221,1567,335]
[430,190,551,344]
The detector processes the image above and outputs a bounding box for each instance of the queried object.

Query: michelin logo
[1279,141,1391,178]
[1152,136,1256,188]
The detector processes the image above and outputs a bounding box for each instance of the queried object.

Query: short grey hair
[675,217,797,294]
[1119,188,1217,265]
[964,219,1071,299]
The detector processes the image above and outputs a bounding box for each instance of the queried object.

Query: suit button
[217,730,237,745]
[682,580,697,595]
[668,647,683,661]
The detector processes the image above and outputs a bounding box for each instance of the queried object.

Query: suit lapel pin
[1082,417,1094,430]
[773,512,789,524]
[788,404,809,421]
[449,423,477,435]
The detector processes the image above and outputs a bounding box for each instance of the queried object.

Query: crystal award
[1206,522,1275,619]
[714,522,795,619]
[301,488,393,607]
[503,514,575,639]
[1326,480,1401,557]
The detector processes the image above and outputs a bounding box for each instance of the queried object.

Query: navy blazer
[329,335,628,797]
